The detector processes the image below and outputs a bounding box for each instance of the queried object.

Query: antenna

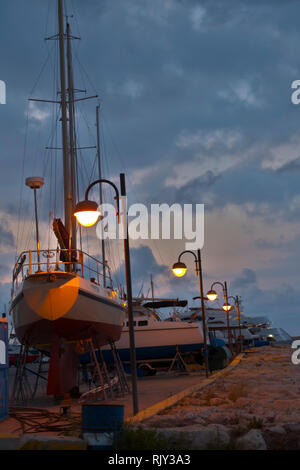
[25,177,44,271]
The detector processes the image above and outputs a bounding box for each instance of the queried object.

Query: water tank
[0,316,8,422]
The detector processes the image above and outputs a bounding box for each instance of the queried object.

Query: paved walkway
[0,367,209,435]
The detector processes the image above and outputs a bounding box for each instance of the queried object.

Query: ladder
[79,338,129,403]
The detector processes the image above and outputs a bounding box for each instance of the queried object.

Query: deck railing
[12,248,113,290]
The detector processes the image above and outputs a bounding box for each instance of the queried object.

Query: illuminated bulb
[172,261,187,277]
[74,200,102,227]
[222,303,232,312]
[74,211,101,227]
[206,289,218,301]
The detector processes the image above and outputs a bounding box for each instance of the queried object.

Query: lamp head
[206,289,218,301]
[172,261,187,277]
[74,200,102,227]
[222,302,232,312]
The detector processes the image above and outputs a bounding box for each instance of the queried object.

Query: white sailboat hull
[11,271,125,347]
[101,316,205,362]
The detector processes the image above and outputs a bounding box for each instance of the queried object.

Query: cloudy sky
[1,0,300,335]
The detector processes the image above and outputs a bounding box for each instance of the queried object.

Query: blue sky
[1,0,300,335]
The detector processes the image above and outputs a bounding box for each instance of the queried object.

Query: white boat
[183,303,292,346]
[97,298,205,366]
[11,252,125,347]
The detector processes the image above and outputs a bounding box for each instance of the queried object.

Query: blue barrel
[81,403,124,450]
[0,316,8,422]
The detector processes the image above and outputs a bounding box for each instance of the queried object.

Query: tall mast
[150,274,154,303]
[96,104,106,287]
[66,21,77,250]
[57,0,72,248]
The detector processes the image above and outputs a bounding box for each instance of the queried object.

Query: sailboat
[10,1,126,393]
[100,297,205,366]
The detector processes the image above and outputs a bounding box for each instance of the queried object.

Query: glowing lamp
[222,303,232,312]
[206,289,218,301]
[74,200,102,227]
[172,261,187,277]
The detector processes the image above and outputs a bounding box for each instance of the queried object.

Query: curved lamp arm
[210,280,225,291]
[178,250,197,263]
[85,178,120,223]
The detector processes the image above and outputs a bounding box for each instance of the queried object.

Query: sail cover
[53,218,77,262]
[143,300,188,309]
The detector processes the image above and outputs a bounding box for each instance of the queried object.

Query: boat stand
[31,352,48,398]
[79,338,129,403]
[10,346,48,406]
[10,343,33,405]
[167,345,189,374]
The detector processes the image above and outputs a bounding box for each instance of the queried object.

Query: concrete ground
[0,362,208,436]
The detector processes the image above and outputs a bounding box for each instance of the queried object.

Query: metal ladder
[79,338,129,402]
[109,341,129,395]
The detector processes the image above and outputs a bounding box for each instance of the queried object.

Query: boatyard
[1,0,300,456]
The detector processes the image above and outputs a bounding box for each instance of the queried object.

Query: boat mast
[96,104,106,287]
[66,21,77,251]
[57,0,72,251]
[150,274,154,303]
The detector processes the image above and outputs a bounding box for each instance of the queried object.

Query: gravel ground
[142,345,300,449]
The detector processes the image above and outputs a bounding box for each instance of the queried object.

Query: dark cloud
[231,268,257,290]
[114,244,195,300]
[0,282,11,312]
[176,171,220,202]
[277,157,300,173]
[0,220,14,248]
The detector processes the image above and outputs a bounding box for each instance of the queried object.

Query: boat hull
[81,319,205,364]
[11,271,125,347]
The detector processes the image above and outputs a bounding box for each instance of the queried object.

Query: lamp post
[235,296,243,353]
[172,249,209,378]
[206,281,233,354]
[74,173,139,415]
[230,295,243,353]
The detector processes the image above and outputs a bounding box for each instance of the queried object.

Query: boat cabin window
[126,321,136,327]
[138,320,148,327]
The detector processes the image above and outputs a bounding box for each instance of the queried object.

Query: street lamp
[206,281,233,354]
[228,295,243,353]
[74,178,120,226]
[74,173,139,415]
[172,249,209,378]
